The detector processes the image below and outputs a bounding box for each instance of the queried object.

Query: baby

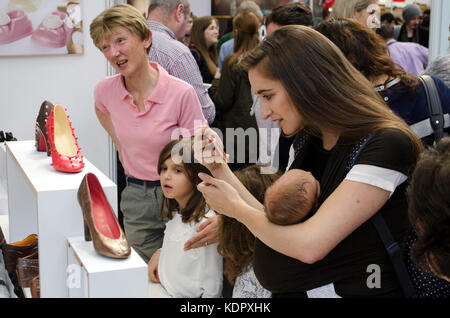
[264,169,320,225]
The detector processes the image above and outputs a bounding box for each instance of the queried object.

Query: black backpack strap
[419,75,444,142]
[349,134,417,298]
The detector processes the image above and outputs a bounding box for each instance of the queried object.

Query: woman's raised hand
[193,125,229,173]
[197,172,244,219]
[183,215,219,251]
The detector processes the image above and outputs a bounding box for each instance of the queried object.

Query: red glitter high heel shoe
[45,104,84,173]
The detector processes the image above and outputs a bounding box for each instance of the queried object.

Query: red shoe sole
[37,131,47,152]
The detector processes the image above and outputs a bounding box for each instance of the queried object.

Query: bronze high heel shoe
[35,100,54,155]
[77,173,131,259]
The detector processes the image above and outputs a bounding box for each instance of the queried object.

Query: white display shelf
[0,143,7,215]
[5,140,117,298]
[67,236,148,298]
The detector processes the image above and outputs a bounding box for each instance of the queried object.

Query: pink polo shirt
[94,62,207,181]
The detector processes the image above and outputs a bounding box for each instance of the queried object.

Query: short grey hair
[148,0,190,16]
[237,0,263,22]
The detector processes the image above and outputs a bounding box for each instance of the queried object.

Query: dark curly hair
[314,18,418,92]
[407,137,450,281]
[217,165,282,285]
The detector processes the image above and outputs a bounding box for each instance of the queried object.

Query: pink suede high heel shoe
[0,10,33,44]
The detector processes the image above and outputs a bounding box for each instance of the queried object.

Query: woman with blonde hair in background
[331,0,381,29]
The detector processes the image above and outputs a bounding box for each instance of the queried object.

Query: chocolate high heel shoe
[77,173,130,259]
[30,276,40,298]
[35,100,54,155]
[5,132,17,141]
[45,104,84,173]
[16,251,39,296]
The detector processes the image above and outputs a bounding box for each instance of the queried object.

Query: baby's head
[264,169,320,225]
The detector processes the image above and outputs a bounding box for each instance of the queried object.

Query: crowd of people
[89,0,450,298]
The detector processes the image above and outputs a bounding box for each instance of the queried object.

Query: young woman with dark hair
[189,16,220,84]
[195,25,423,298]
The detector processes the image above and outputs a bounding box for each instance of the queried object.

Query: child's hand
[148,249,161,283]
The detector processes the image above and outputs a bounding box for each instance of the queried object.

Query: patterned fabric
[346,135,374,171]
[292,130,311,159]
[232,265,271,298]
[147,21,215,124]
[405,230,450,298]
[306,283,341,298]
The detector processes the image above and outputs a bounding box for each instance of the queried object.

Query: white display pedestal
[67,236,148,298]
[5,140,117,298]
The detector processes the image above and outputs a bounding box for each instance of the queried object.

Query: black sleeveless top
[253,129,416,297]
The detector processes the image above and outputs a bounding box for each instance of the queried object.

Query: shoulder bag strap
[370,214,417,298]
[419,75,444,142]
[349,135,417,298]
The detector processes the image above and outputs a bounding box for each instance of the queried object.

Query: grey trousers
[120,182,167,263]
